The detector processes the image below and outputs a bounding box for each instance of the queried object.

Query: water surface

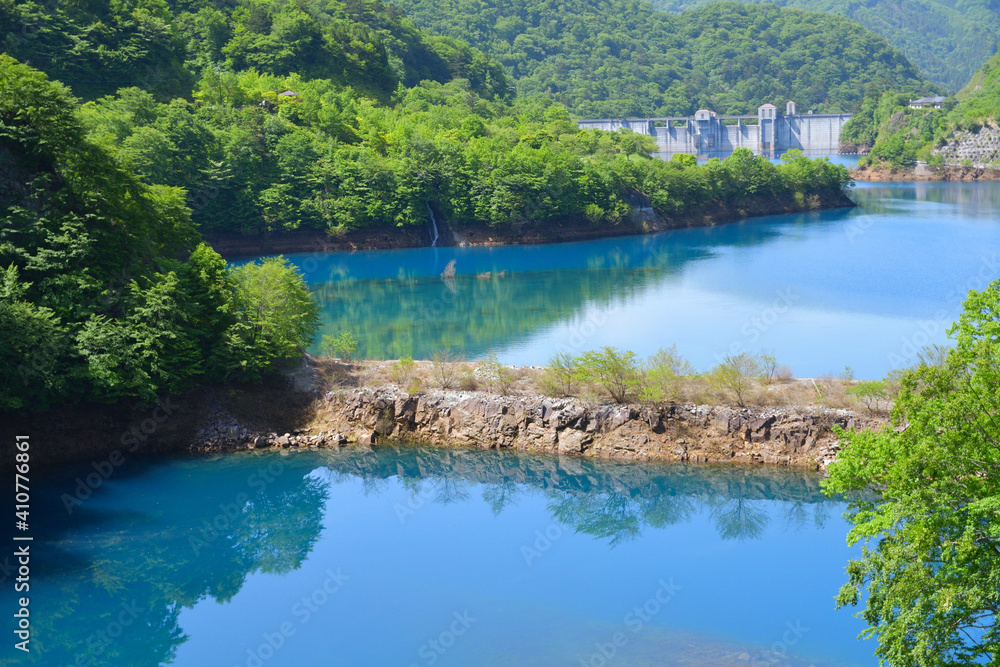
[280,181,1000,378]
[3,449,874,666]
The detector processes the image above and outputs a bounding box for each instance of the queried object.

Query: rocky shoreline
[3,381,884,472]
[205,190,855,258]
[852,163,1000,181]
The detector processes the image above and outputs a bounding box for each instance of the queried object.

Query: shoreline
[1,366,883,473]
[205,190,855,258]
[852,163,1000,181]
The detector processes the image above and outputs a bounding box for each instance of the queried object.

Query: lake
[3,448,874,666]
[282,180,1000,379]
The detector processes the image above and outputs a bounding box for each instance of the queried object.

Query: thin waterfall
[426,204,439,247]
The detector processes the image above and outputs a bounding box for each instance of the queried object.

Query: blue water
[2,448,874,666]
[270,181,1000,379]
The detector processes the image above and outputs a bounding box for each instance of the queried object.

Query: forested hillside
[391,0,931,116]
[0,57,320,412]
[0,0,511,102]
[843,51,1000,167]
[0,2,858,411]
[651,0,1000,93]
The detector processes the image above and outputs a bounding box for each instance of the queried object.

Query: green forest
[0,1,858,412]
[651,0,1000,93]
[842,50,1000,167]
[391,0,932,116]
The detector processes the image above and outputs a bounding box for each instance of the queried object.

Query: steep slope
[846,50,1000,166]
[651,0,1000,92]
[391,0,933,116]
[0,0,511,102]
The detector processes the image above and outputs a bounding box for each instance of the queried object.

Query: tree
[707,353,763,407]
[223,257,319,381]
[575,347,644,403]
[823,280,1000,665]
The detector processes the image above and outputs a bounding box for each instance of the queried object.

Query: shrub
[322,330,359,360]
[432,350,460,389]
[575,347,644,404]
[478,353,514,395]
[759,352,778,385]
[539,352,579,397]
[847,380,889,415]
[707,353,763,407]
[390,355,416,385]
[459,366,478,391]
[643,345,694,402]
[775,364,794,382]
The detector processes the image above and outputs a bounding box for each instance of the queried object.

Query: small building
[758,103,777,120]
[908,96,946,110]
[694,109,715,121]
[785,100,796,116]
[277,90,302,102]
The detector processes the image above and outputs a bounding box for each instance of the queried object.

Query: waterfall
[427,204,439,247]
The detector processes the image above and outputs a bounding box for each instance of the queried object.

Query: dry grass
[313,357,883,412]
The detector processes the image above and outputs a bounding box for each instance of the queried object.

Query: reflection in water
[278,181,1000,378]
[7,448,861,666]
[318,446,832,546]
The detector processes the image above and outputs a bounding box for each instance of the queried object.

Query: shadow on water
[4,448,844,665]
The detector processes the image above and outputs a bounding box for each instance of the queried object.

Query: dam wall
[579,104,850,158]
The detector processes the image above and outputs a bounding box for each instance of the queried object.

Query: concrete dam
[578,101,850,158]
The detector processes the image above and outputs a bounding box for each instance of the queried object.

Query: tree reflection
[6,455,328,666]
[321,445,841,546]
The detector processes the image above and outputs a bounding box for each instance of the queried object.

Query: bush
[539,352,579,397]
[432,350,460,389]
[322,330,359,360]
[390,356,416,385]
[706,353,763,407]
[847,380,889,415]
[643,345,694,402]
[478,353,515,395]
[575,347,644,403]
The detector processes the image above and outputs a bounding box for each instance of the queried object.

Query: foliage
[847,52,1000,167]
[845,380,888,415]
[642,345,694,402]
[0,57,319,411]
[574,347,644,404]
[823,280,1000,665]
[706,353,764,407]
[650,0,1000,92]
[478,352,515,395]
[393,0,931,116]
[540,352,579,397]
[389,355,416,385]
[0,0,510,102]
[322,330,359,360]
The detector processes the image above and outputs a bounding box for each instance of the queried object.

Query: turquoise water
[3,448,874,666]
[276,181,1000,379]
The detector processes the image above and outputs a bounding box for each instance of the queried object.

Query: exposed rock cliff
[311,388,883,470]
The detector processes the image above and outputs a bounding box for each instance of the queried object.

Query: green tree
[823,280,1000,665]
[575,347,644,403]
[224,257,320,381]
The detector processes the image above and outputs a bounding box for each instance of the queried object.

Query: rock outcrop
[315,388,882,470]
